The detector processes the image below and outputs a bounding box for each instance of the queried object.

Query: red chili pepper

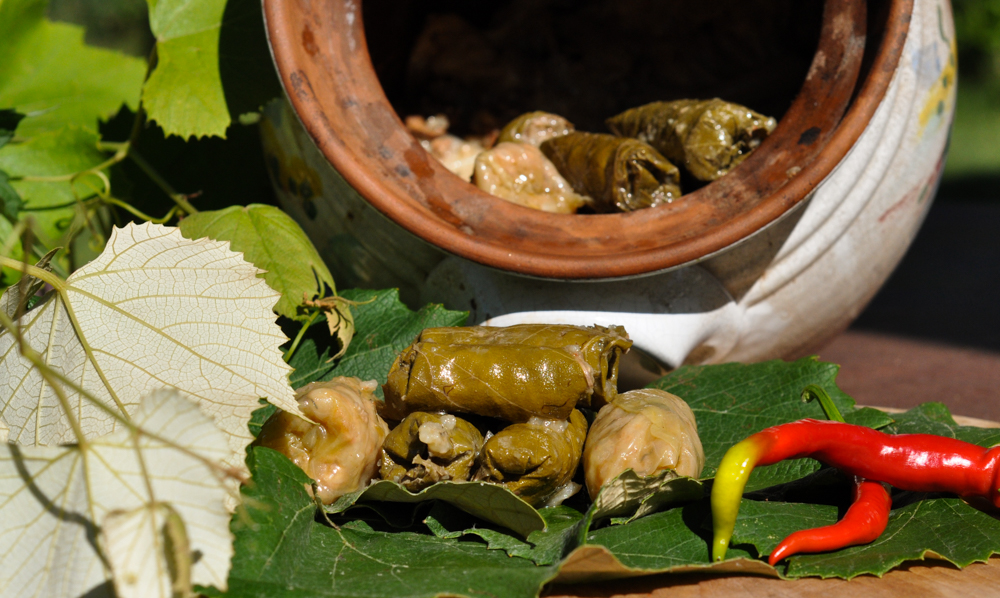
[711,419,1000,562]
[767,477,891,565]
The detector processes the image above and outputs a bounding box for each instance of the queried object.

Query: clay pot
[261,0,955,372]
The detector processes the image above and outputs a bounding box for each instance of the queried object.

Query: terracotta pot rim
[264,0,913,280]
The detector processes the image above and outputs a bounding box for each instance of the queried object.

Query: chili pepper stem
[801,384,846,423]
[711,436,769,562]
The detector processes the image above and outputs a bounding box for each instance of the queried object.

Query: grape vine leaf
[0,125,108,247]
[220,447,560,598]
[0,0,146,137]
[424,504,585,565]
[0,389,234,598]
[328,479,545,538]
[142,0,229,138]
[288,288,468,390]
[177,204,337,322]
[142,0,282,139]
[0,222,297,470]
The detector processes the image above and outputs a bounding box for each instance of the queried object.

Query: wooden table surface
[545,329,1000,597]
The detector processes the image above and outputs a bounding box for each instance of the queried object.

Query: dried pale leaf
[302,294,364,359]
[102,504,193,598]
[0,389,232,598]
[0,222,296,467]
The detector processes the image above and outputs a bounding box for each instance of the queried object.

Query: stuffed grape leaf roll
[540,132,681,212]
[379,412,485,491]
[478,410,589,506]
[382,324,632,422]
[606,99,777,182]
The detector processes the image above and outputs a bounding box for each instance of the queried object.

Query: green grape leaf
[424,503,585,565]
[142,0,282,139]
[650,358,864,491]
[288,288,468,390]
[177,204,337,321]
[557,502,772,585]
[223,447,559,598]
[0,0,145,137]
[0,125,107,247]
[142,0,229,138]
[327,479,545,538]
[844,406,896,429]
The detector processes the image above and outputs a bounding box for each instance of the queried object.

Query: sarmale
[382,324,632,422]
[583,388,705,499]
[498,111,575,147]
[606,99,777,182]
[254,377,389,503]
[478,410,588,506]
[473,142,591,213]
[379,412,485,491]
[540,132,681,212]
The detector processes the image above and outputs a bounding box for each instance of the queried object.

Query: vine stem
[127,149,200,216]
[101,196,178,224]
[19,142,129,183]
[284,310,319,363]
[0,257,66,291]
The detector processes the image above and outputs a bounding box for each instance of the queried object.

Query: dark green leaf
[327,479,545,538]
[247,399,276,438]
[0,109,24,149]
[424,503,584,565]
[888,402,1000,447]
[844,406,896,429]
[224,447,558,598]
[580,501,760,574]
[729,498,837,562]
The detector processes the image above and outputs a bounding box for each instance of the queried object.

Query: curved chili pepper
[711,419,1000,562]
[767,477,891,565]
